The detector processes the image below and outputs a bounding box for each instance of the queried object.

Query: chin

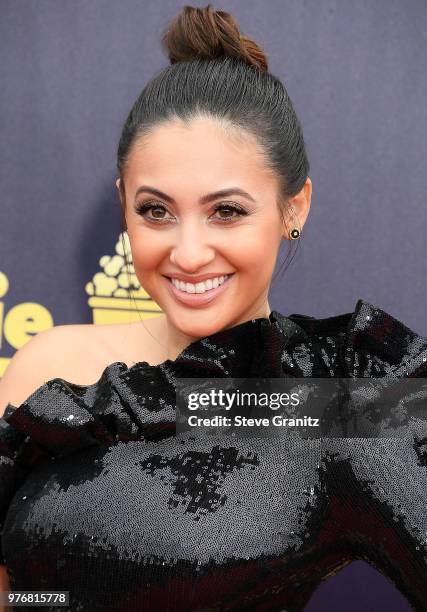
[169,310,231,338]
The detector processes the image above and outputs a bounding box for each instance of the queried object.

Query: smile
[163,273,235,307]
[169,274,231,294]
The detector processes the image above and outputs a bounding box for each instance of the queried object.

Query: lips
[163,273,233,284]
[163,272,235,307]
[167,274,231,291]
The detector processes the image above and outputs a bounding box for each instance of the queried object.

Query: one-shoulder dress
[1,298,427,611]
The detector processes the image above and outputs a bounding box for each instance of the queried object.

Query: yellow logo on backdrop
[86,232,162,324]
[0,270,54,377]
[0,232,162,377]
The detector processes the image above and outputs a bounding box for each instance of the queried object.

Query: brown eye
[134,200,248,224]
[150,207,166,219]
[213,203,248,221]
[135,202,171,221]
[215,206,235,219]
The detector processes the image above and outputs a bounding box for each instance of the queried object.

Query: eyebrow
[134,185,256,205]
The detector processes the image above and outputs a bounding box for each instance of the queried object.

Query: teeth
[171,275,230,294]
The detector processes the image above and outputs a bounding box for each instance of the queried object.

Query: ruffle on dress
[2,299,427,470]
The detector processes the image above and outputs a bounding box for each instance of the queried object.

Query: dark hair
[117,4,310,281]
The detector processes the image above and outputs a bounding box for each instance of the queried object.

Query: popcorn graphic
[85,232,162,324]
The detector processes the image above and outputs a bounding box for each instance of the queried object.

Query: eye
[213,202,248,221]
[134,201,171,222]
[134,201,248,223]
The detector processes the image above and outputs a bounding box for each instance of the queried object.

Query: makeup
[163,273,235,307]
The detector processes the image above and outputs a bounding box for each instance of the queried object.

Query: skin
[116,116,312,362]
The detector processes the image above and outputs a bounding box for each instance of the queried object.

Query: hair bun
[161,4,268,72]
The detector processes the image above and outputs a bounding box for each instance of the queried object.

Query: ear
[115,178,123,202]
[116,177,127,208]
[116,178,127,231]
[282,177,312,238]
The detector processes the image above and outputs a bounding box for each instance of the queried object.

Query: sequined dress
[1,298,427,611]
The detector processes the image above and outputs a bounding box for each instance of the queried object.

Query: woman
[1,5,427,611]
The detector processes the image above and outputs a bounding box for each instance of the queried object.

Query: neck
[162,301,272,362]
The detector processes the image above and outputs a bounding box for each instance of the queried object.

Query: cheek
[229,226,280,270]
[127,233,164,271]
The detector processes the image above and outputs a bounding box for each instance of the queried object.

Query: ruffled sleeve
[343,298,427,378]
[343,299,427,453]
[284,298,427,444]
[0,405,32,565]
[0,362,153,565]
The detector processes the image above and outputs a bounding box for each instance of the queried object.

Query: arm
[0,327,65,608]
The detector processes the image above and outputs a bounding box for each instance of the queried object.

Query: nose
[169,222,215,270]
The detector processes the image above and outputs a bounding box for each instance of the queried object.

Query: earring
[289,228,301,240]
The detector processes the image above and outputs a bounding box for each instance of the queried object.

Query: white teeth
[171,275,230,294]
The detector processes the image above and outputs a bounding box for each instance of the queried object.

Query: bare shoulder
[0,316,166,419]
[0,325,75,418]
[88,315,167,369]
[46,316,167,379]
[0,323,118,418]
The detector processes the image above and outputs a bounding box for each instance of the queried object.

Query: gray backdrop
[1,1,426,609]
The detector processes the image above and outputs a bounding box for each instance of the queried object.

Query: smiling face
[117,116,309,339]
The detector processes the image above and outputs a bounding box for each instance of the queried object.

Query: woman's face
[117,116,310,338]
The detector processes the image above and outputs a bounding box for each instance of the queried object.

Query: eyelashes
[134,201,249,224]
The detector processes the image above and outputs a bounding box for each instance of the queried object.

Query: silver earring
[289,228,301,240]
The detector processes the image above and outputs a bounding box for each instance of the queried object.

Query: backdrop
[1,1,426,609]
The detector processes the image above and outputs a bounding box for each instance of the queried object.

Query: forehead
[123,117,278,197]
